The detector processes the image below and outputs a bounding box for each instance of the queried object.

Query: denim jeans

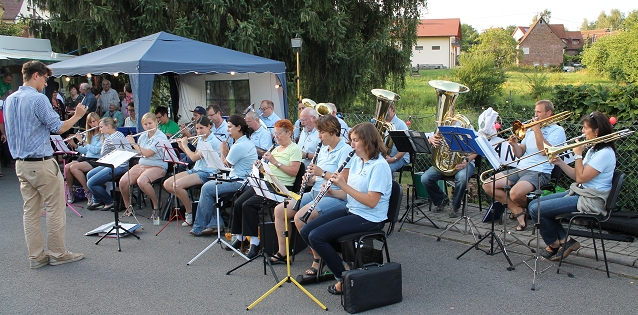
[191,180,243,234]
[300,191,347,215]
[421,164,475,211]
[528,191,579,245]
[388,158,407,173]
[300,209,384,281]
[86,165,127,204]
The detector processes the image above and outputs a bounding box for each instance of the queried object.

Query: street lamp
[291,37,303,101]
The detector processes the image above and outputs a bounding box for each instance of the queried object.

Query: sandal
[304,258,321,276]
[513,211,527,231]
[327,281,343,295]
[269,252,287,265]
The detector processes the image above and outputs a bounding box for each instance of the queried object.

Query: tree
[595,9,625,31]
[453,52,506,108]
[582,27,638,83]
[25,0,428,112]
[469,28,518,68]
[504,25,517,36]
[0,9,25,36]
[531,9,551,25]
[621,10,638,31]
[460,23,479,52]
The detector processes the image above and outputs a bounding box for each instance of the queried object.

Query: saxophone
[429,80,472,176]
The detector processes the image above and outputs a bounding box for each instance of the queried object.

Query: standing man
[78,83,97,129]
[4,61,87,268]
[297,107,321,166]
[258,100,280,137]
[207,104,228,142]
[384,103,409,172]
[155,106,179,137]
[97,79,119,117]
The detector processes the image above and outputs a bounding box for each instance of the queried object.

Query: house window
[205,80,251,115]
[522,47,530,54]
[572,39,579,45]
[415,46,423,51]
[432,46,440,50]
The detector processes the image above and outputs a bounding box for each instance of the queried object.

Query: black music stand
[388,130,439,230]
[226,175,285,282]
[50,135,83,217]
[94,149,141,251]
[154,140,189,241]
[454,132,513,267]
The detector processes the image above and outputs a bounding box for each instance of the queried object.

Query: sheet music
[474,136,503,170]
[155,140,180,163]
[197,141,231,171]
[96,149,139,167]
[50,135,76,154]
[111,137,134,151]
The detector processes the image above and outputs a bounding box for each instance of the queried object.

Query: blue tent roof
[49,32,286,75]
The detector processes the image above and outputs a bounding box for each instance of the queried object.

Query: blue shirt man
[258,100,280,136]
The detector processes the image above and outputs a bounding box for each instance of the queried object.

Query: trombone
[488,111,572,146]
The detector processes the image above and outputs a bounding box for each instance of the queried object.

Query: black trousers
[231,185,293,237]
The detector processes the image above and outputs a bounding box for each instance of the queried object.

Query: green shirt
[158,120,179,137]
[0,81,12,98]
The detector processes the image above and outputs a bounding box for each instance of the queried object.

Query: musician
[383,102,409,172]
[64,112,102,205]
[102,100,124,127]
[298,107,321,166]
[155,106,179,137]
[300,122,392,295]
[163,116,221,226]
[270,115,350,271]
[258,100,280,137]
[327,103,350,142]
[421,135,478,218]
[180,106,206,138]
[4,61,88,268]
[119,113,168,213]
[529,112,616,261]
[482,100,566,231]
[242,111,273,156]
[227,119,301,258]
[207,104,228,142]
[293,100,304,140]
[190,115,258,236]
[86,117,128,210]
[123,102,137,127]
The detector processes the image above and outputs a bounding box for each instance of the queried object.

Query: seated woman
[86,117,127,210]
[164,116,221,226]
[529,111,617,261]
[190,115,258,236]
[270,115,351,272]
[227,119,301,258]
[65,112,102,204]
[300,122,392,295]
[119,113,168,214]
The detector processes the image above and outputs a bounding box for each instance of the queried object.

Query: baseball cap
[191,106,206,115]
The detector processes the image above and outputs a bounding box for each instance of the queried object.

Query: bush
[524,70,552,100]
[552,83,638,121]
[453,53,506,109]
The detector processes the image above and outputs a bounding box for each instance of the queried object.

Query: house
[411,18,461,69]
[1,0,49,37]
[580,28,622,45]
[512,26,529,42]
[515,17,580,67]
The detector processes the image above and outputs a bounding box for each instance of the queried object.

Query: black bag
[482,201,504,223]
[341,262,402,314]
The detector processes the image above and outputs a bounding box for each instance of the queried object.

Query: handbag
[482,201,504,223]
[341,262,402,314]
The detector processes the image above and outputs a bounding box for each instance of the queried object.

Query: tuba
[372,89,400,154]
[429,80,472,176]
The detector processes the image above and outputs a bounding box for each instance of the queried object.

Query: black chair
[334,181,403,268]
[555,170,625,278]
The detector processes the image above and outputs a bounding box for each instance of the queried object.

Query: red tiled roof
[514,26,529,35]
[417,18,461,38]
[0,0,25,21]
[548,24,566,38]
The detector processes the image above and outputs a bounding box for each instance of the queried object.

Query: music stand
[454,132,513,267]
[431,127,481,242]
[50,135,82,218]
[388,130,439,230]
[94,149,141,251]
[154,140,189,241]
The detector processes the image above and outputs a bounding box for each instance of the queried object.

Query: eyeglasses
[274,131,289,137]
[259,107,270,112]
[155,115,163,120]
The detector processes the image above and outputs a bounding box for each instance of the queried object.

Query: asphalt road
[1,169,636,314]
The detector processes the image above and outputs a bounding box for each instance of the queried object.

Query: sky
[422,0,637,32]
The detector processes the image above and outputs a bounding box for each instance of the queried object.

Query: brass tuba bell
[371,89,400,154]
[429,80,472,176]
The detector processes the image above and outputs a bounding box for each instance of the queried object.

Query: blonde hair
[85,112,101,143]
[141,112,156,126]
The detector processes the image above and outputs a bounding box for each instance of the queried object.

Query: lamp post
[291,37,303,101]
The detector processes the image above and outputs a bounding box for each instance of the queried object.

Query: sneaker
[551,239,581,261]
[182,213,193,227]
[49,251,84,266]
[85,191,93,205]
[30,256,49,269]
[434,198,449,213]
[449,208,460,218]
[67,194,75,204]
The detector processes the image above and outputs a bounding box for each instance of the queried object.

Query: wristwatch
[277,162,282,167]
[573,154,583,160]
[321,170,327,178]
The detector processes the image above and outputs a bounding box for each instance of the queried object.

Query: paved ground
[1,166,637,314]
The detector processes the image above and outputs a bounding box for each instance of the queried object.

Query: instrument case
[341,262,402,314]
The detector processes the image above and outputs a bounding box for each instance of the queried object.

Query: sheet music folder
[388,130,433,154]
[437,126,502,170]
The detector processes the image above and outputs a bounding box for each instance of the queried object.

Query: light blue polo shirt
[388,115,410,163]
[312,139,353,191]
[212,120,229,142]
[345,153,392,222]
[250,126,274,151]
[582,147,616,190]
[193,133,222,173]
[76,134,103,159]
[138,129,169,170]
[298,127,321,166]
[226,135,258,178]
[517,124,566,173]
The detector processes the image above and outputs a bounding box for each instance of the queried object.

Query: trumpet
[63,126,99,142]
[293,144,323,211]
[242,103,255,115]
[170,117,200,140]
[300,150,355,223]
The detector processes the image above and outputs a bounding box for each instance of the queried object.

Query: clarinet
[300,150,355,223]
[293,144,323,211]
[237,144,277,193]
